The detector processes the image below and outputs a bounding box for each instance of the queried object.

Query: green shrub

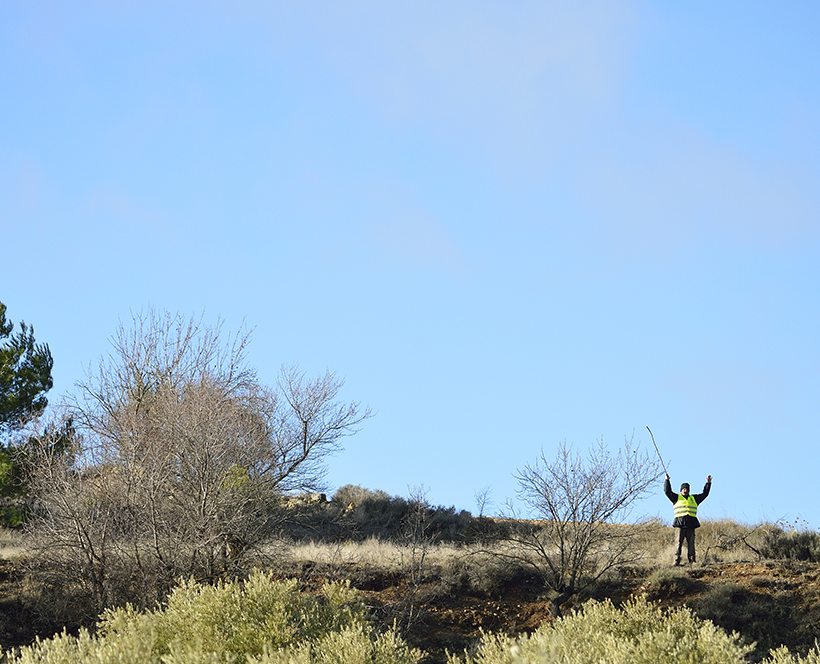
[690,581,797,660]
[6,571,421,664]
[645,567,700,597]
[448,595,753,664]
[332,484,392,507]
[250,625,421,664]
[277,485,476,544]
[765,645,820,664]
[762,529,820,563]
[0,449,26,528]
[450,595,820,664]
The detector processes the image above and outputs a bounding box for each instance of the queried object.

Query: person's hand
[706,474,712,483]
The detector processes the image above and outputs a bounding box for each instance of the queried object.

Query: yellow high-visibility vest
[674,494,698,518]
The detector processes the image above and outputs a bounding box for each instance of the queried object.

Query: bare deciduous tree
[473,485,493,518]
[504,437,661,617]
[24,309,370,615]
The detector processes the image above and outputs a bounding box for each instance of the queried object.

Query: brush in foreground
[3,571,420,664]
[448,594,820,664]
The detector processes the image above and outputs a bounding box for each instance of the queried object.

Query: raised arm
[663,473,677,503]
[695,475,712,503]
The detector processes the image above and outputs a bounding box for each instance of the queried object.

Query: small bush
[762,529,820,563]
[332,484,392,507]
[448,594,820,664]
[645,567,699,597]
[277,485,477,544]
[0,502,25,529]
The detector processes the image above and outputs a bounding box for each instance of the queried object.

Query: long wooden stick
[646,426,667,475]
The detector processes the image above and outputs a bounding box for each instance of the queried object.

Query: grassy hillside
[2,494,820,663]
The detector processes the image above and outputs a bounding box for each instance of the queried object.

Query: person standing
[664,474,712,565]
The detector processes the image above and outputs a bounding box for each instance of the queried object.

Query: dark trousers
[675,527,696,563]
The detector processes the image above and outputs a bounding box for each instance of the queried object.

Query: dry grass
[279,521,679,596]
[281,536,615,575]
[626,518,782,567]
[281,537,469,572]
[0,526,24,559]
[2,517,780,570]
[188,517,787,586]
[697,518,780,563]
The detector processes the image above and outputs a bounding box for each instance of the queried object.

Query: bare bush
[395,486,435,630]
[23,309,370,615]
[504,437,661,616]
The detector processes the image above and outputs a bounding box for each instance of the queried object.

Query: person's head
[680,482,690,496]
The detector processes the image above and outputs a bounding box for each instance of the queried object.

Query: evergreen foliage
[0,302,53,434]
[0,302,54,527]
[0,418,74,527]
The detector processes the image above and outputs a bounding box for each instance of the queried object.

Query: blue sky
[3,1,819,527]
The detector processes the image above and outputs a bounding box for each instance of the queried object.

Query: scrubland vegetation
[3,308,820,663]
[4,493,820,664]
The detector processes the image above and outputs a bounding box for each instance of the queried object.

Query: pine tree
[0,301,54,526]
[0,301,53,433]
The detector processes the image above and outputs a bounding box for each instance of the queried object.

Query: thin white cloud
[83,187,178,244]
[310,1,637,113]
[664,360,786,433]
[239,1,640,182]
[579,116,820,256]
[269,1,819,255]
[362,184,468,278]
[1,162,44,220]
[9,0,818,264]
[366,212,464,274]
